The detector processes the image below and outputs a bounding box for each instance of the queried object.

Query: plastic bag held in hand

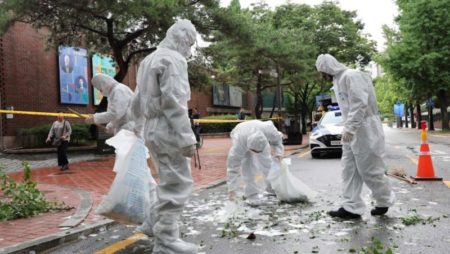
[267,158,317,203]
[96,130,157,225]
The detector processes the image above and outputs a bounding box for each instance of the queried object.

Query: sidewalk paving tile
[0,135,308,250]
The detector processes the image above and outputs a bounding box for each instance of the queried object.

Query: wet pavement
[44,126,450,254]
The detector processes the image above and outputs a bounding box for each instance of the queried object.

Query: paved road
[43,126,450,254]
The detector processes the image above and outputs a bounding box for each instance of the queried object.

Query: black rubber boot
[328,207,361,219]
[371,207,389,216]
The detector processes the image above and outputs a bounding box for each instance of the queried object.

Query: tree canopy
[0,0,236,83]
[205,1,376,131]
[379,0,450,129]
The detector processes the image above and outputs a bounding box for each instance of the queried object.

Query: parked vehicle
[309,110,344,158]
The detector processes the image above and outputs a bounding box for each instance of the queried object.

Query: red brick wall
[0,22,254,142]
[189,88,213,116]
[0,22,137,137]
[188,88,254,117]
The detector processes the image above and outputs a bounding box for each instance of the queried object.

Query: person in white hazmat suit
[127,19,198,254]
[315,54,395,219]
[227,120,284,206]
[85,74,134,134]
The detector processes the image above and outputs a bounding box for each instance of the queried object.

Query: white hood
[159,19,197,59]
[315,54,347,76]
[92,73,118,97]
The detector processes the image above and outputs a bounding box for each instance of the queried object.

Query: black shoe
[371,207,388,216]
[328,208,361,219]
[61,164,69,171]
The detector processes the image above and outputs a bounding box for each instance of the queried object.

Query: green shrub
[201,122,239,133]
[17,123,92,147]
[204,114,254,120]
[204,114,240,120]
[0,162,72,221]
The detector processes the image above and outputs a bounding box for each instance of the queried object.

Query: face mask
[177,38,194,59]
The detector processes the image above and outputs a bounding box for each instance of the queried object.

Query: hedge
[17,123,92,147]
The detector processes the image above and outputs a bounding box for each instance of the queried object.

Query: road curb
[0,219,117,254]
[2,180,227,254]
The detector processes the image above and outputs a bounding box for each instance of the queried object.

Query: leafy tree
[380,0,450,129]
[271,2,376,133]
[0,0,231,82]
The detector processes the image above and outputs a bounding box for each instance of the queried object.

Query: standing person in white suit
[85,74,134,134]
[227,120,284,206]
[315,54,395,219]
[128,19,198,254]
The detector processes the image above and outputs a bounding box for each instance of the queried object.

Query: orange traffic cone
[412,121,442,181]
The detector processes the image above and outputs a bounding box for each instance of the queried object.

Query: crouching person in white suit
[227,120,284,206]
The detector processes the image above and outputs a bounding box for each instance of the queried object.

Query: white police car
[309,110,344,158]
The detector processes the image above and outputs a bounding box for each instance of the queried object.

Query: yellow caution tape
[0,109,88,118]
[193,117,282,124]
[0,109,282,123]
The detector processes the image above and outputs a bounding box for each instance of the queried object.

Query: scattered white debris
[334,231,349,237]
[254,229,284,237]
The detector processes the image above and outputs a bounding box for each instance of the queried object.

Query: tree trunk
[437,90,450,130]
[404,102,409,128]
[428,105,435,131]
[254,73,263,119]
[300,104,308,134]
[409,103,416,128]
[114,63,129,82]
[416,103,422,129]
[269,93,276,118]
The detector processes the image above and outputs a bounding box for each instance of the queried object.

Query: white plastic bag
[267,158,317,203]
[106,129,138,173]
[96,131,157,225]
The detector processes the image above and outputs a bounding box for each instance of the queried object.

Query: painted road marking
[95,233,147,254]
[444,181,450,188]
[406,155,418,165]
[298,150,311,158]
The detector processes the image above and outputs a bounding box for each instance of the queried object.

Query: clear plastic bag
[267,158,317,203]
[96,131,157,225]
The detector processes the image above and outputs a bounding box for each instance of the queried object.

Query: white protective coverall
[91,74,134,134]
[128,19,198,254]
[315,54,395,215]
[227,120,284,200]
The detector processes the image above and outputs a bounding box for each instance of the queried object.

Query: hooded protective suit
[227,120,284,200]
[315,54,394,215]
[128,19,198,254]
[91,74,134,134]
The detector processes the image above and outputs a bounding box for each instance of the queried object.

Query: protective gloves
[342,131,354,143]
[84,115,95,124]
[274,155,283,163]
[105,123,114,134]
[181,145,196,157]
[105,125,113,134]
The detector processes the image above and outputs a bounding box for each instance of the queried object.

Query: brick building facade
[0,22,254,149]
